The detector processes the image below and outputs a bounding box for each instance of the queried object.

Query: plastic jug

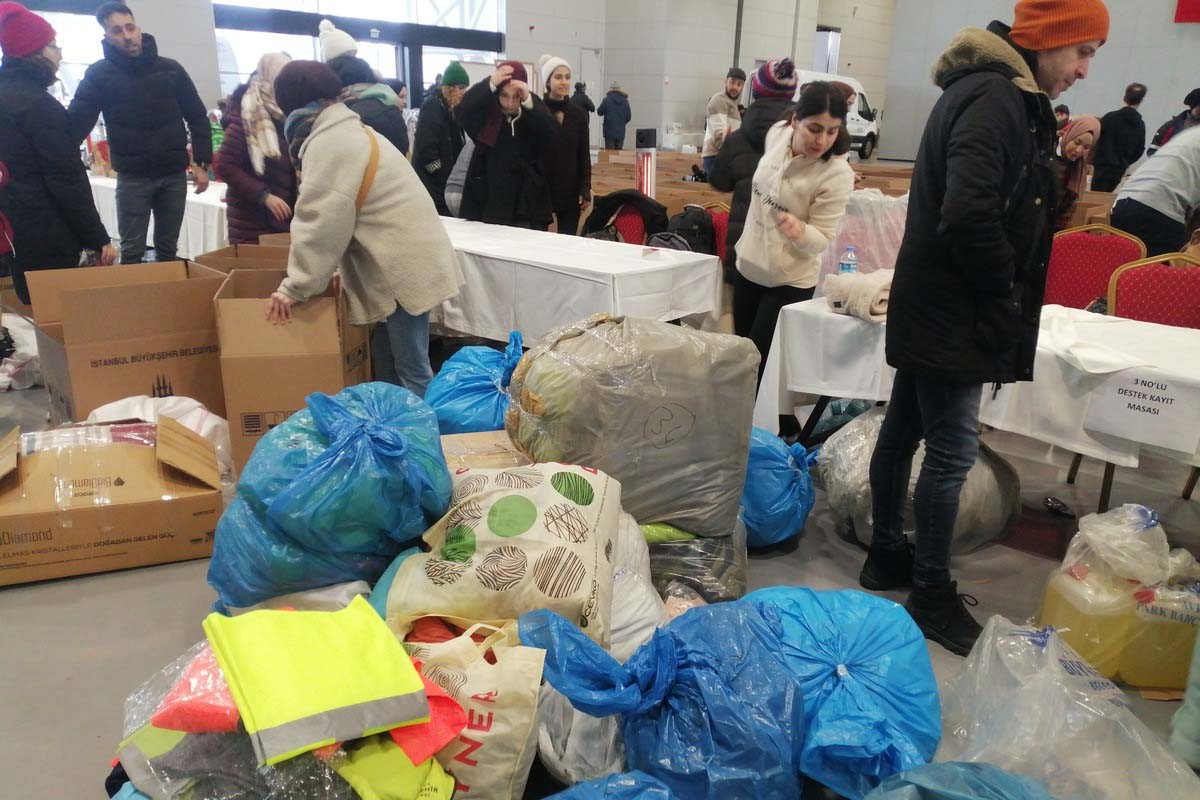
[1119,584,1200,689]
[1038,565,1135,678]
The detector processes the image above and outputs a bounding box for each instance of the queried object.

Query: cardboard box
[441,431,530,471]
[25,262,227,425]
[0,417,223,586]
[191,244,289,274]
[257,233,292,247]
[215,269,371,469]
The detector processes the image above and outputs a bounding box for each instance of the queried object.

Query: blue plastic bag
[741,427,816,547]
[746,587,940,800]
[863,763,1057,800]
[208,383,452,611]
[520,603,806,800]
[425,331,523,434]
[550,771,678,799]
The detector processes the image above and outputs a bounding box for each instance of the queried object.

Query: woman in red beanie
[0,2,115,304]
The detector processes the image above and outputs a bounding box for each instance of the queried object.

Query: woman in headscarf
[214,52,297,245]
[1055,114,1101,231]
[536,54,591,235]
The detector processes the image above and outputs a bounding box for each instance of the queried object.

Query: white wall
[817,0,895,110]
[132,0,222,106]
[603,0,668,138]
[882,0,1200,161]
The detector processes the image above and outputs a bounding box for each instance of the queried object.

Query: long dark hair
[792,81,851,160]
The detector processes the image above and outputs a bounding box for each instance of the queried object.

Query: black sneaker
[859,543,914,590]
[905,581,982,657]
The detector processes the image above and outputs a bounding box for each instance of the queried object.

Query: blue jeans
[702,155,717,177]
[115,171,187,263]
[868,370,982,587]
[371,305,434,397]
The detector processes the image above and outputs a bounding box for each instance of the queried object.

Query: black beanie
[1186,88,1200,109]
[274,60,342,115]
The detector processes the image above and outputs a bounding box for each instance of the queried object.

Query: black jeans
[869,370,982,588]
[732,271,814,384]
[115,171,187,263]
[1090,165,1126,193]
[604,137,624,151]
[555,203,581,236]
[1111,198,1187,257]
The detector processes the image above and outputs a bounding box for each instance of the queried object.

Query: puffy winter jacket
[597,91,631,142]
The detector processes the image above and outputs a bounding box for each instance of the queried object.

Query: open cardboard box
[0,416,223,586]
[257,233,292,247]
[215,269,371,469]
[191,244,289,274]
[25,262,227,425]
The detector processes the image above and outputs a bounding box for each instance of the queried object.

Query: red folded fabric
[151,644,240,734]
[389,661,468,764]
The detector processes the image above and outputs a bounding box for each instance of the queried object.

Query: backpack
[586,225,622,242]
[667,204,716,254]
[645,232,692,251]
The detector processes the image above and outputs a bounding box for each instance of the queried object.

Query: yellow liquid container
[1119,586,1200,689]
[1038,567,1135,679]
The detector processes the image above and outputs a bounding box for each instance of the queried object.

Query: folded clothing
[150,643,239,734]
[824,269,893,323]
[332,734,456,800]
[203,596,430,765]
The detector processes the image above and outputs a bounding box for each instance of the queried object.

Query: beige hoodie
[279,102,463,324]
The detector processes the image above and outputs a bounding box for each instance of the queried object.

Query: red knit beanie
[497,60,528,88]
[1010,0,1110,51]
[0,2,55,58]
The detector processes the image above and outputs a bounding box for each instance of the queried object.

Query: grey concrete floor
[1,384,1196,798]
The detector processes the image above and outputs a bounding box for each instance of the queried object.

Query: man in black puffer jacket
[859,0,1109,657]
[69,3,211,264]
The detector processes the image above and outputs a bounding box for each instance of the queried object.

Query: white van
[793,71,881,160]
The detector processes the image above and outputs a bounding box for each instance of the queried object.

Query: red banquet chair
[1044,225,1146,309]
[705,202,730,263]
[613,206,647,245]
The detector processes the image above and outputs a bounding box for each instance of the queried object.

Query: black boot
[859,543,914,590]
[905,581,982,657]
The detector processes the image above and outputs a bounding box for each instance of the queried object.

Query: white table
[756,299,1200,474]
[436,217,723,341]
[89,175,230,259]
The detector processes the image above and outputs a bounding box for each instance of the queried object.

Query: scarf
[339,81,398,107]
[1059,114,1101,200]
[477,101,522,150]
[284,101,325,173]
[544,95,571,113]
[242,53,290,176]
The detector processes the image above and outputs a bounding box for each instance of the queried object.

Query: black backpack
[666,205,716,254]
[645,232,691,251]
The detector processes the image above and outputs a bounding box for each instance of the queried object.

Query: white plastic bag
[938,615,1200,800]
[1067,504,1171,586]
[0,312,40,390]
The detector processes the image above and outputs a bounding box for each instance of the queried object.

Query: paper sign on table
[1084,370,1200,453]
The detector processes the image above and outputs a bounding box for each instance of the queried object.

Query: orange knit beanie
[1010,0,1110,51]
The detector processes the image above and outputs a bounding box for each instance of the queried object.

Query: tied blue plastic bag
[425,331,523,434]
[863,763,1056,800]
[208,384,452,611]
[746,587,940,800]
[742,427,816,547]
[549,771,678,799]
[519,603,806,800]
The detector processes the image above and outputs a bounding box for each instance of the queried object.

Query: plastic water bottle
[838,246,859,274]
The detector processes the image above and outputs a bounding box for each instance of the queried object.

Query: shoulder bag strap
[356,125,380,211]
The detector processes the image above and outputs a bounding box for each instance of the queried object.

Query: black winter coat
[1148,109,1198,156]
[345,93,409,156]
[414,90,465,215]
[1094,106,1145,172]
[456,80,557,228]
[709,97,792,271]
[887,22,1059,386]
[597,91,631,141]
[0,58,111,304]
[542,99,591,210]
[570,89,595,116]
[68,35,212,177]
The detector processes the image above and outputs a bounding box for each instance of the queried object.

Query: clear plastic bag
[662,580,707,620]
[506,315,759,538]
[425,331,523,434]
[937,616,1200,800]
[817,409,1020,554]
[647,518,748,602]
[548,771,679,799]
[863,762,1056,800]
[741,427,816,548]
[817,189,909,280]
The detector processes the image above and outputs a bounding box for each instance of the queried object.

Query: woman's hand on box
[266,292,296,324]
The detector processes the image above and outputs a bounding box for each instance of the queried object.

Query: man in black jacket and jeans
[414,61,468,215]
[69,3,211,264]
[859,0,1110,657]
[1093,82,1147,192]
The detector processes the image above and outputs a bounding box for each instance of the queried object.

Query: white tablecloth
[755,299,1200,468]
[436,217,723,341]
[89,175,230,260]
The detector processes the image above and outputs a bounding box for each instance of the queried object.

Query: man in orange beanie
[860,0,1109,657]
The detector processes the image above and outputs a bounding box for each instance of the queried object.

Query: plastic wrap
[647,517,748,602]
[207,383,452,611]
[818,189,909,281]
[548,771,679,799]
[863,763,1057,800]
[662,580,708,619]
[937,616,1200,800]
[506,315,759,538]
[746,588,940,800]
[425,331,523,434]
[741,427,816,548]
[520,602,807,800]
[151,642,239,734]
[817,409,1020,554]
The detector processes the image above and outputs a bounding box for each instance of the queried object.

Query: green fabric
[640,522,698,544]
[441,61,469,87]
[333,735,456,800]
[203,596,429,765]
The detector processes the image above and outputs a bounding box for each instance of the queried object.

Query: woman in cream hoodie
[265,61,463,397]
[735,81,854,381]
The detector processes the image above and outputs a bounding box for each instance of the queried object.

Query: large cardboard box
[25,262,227,425]
[191,244,289,274]
[215,269,371,469]
[0,417,223,586]
[257,233,292,247]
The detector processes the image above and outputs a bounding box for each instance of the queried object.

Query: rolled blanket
[824,269,893,323]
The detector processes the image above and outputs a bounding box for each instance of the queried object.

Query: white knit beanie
[537,54,571,92]
[319,19,356,63]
